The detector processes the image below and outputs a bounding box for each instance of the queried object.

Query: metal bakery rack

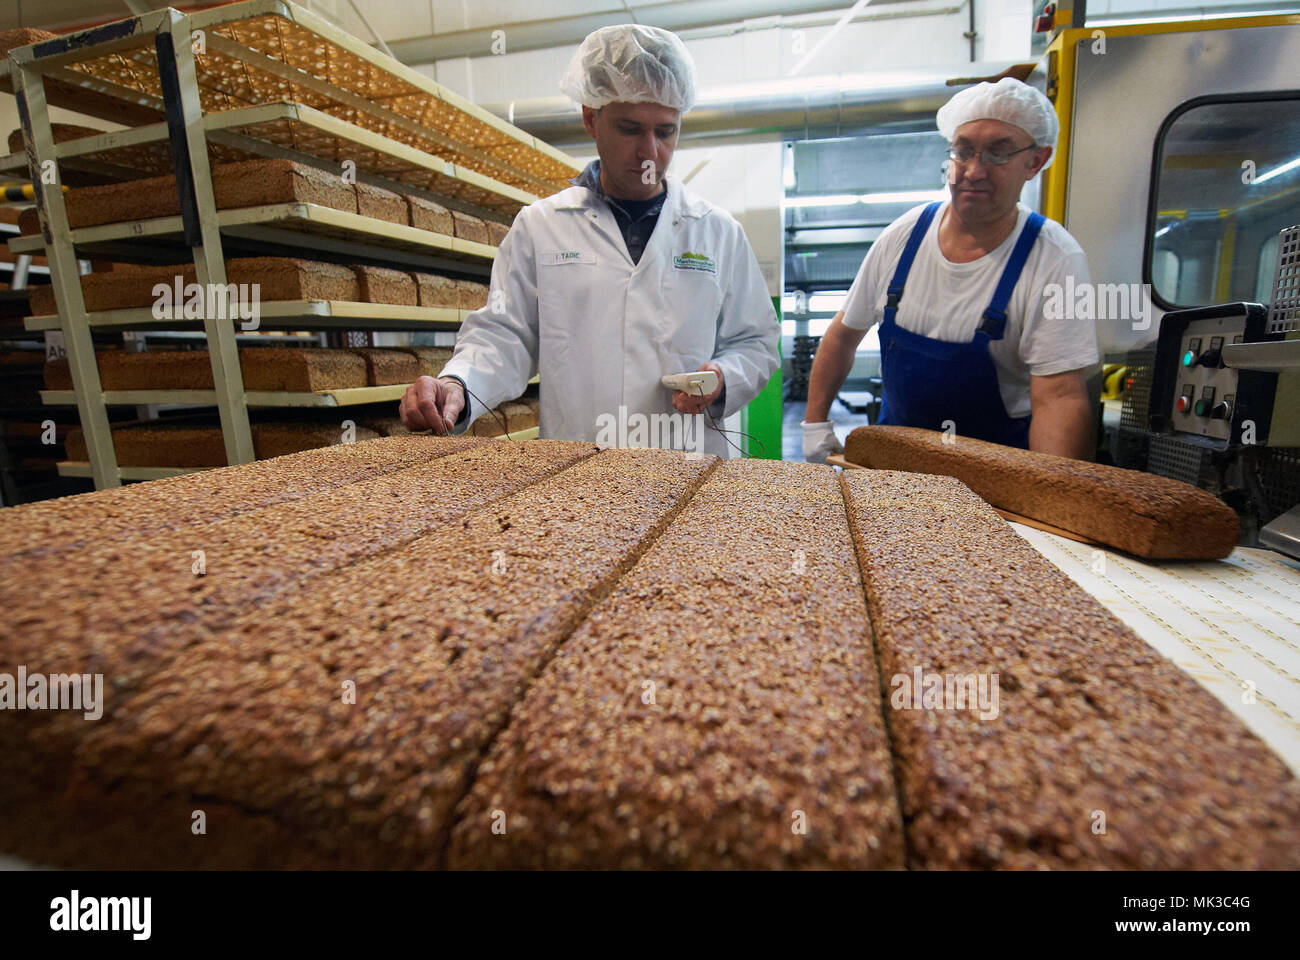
[4,0,576,488]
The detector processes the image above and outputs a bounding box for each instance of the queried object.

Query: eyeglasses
[947,143,1038,166]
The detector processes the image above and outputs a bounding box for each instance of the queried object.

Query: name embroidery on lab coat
[672,251,717,275]
[543,250,596,265]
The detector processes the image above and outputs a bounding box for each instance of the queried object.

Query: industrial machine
[1126,223,1300,556]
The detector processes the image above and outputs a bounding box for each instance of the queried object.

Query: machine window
[1150,96,1300,309]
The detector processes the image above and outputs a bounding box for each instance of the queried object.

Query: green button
[1183,350,1196,367]
[1194,398,1211,416]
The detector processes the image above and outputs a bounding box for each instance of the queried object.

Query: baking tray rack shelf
[4,0,575,489]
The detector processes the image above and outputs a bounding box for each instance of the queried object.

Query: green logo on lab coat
[673,251,717,274]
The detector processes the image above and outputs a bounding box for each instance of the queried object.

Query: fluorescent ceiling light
[859,189,948,204]
[1088,10,1291,27]
[1154,224,1172,238]
[785,189,947,208]
[1254,156,1300,186]
[785,194,862,208]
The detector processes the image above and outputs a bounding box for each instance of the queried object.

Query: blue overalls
[876,201,1045,449]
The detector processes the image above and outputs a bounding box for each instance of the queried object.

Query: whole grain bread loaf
[841,468,1300,868]
[348,347,421,386]
[0,435,485,566]
[64,420,381,467]
[239,348,368,392]
[17,207,39,236]
[500,400,537,434]
[470,406,511,436]
[3,441,1296,870]
[27,263,197,316]
[453,279,489,310]
[354,182,408,224]
[7,122,103,155]
[405,346,454,377]
[450,459,904,868]
[46,158,356,230]
[486,221,510,246]
[0,28,57,56]
[44,347,370,393]
[843,425,1239,559]
[451,209,490,245]
[410,272,460,309]
[405,194,453,235]
[352,265,417,306]
[0,443,704,869]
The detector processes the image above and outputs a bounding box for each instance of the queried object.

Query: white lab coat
[439,174,780,458]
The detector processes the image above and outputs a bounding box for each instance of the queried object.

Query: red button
[1176,395,1192,413]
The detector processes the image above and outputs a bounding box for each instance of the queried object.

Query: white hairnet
[936,77,1059,169]
[559,24,696,113]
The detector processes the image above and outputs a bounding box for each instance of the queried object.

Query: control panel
[1151,302,1279,449]
[1171,318,1244,442]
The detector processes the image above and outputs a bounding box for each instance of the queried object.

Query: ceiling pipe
[387,0,854,63]
[481,57,1023,149]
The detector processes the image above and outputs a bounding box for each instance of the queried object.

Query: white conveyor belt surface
[1012,523,1300,777]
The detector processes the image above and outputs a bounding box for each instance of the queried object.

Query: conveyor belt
[1011,523,1300,776]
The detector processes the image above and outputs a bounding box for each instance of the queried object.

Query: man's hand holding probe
[399,375,465,434]
[670,361,724,415]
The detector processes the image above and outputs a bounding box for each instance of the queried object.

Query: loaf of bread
[4,441,1297,870]
[0,28,56,53]
[7,122,103,155]
[27,263,198,316]
[408,273,489,311]
[843,425,1239,559]
[348,347,421,386]
[0,435,486,566]
[16,207,39,236]
[64,420,381,467]
[406,195,453,235]
[450,459,904,868]
[500,399,537,434]
[454,279,489,310]
[841,468,1300,868]
[210,157,356,214]
[451,209,490,245]
[410,272,459,309]
[29,258,364,315]
[487,221,510,246]
[470,406,511,436]
[353,182,408,224]
[227,257,360,303]
[43,348,370,393]
[44,158,355,231]
[360,416,410,437]
[405,346,454,377]
[239,348,368,392]
[0,443,706,869]
[353,265,418,306]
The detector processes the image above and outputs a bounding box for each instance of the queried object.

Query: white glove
[801,420,843,464]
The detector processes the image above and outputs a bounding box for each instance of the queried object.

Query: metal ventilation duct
[481,61,1024,148]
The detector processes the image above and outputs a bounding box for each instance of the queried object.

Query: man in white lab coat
[399,24,780,458]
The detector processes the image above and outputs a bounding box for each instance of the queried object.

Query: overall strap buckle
[978,307,1008,338]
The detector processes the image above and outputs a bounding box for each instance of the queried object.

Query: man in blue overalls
[802,78,1098,462]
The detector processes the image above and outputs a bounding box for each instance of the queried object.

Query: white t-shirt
[841,202,1098,418]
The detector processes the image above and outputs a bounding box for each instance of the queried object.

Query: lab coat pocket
[660,270,723,366]
[537,254,599,347]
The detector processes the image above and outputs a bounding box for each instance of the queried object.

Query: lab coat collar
[553,170,712,222]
